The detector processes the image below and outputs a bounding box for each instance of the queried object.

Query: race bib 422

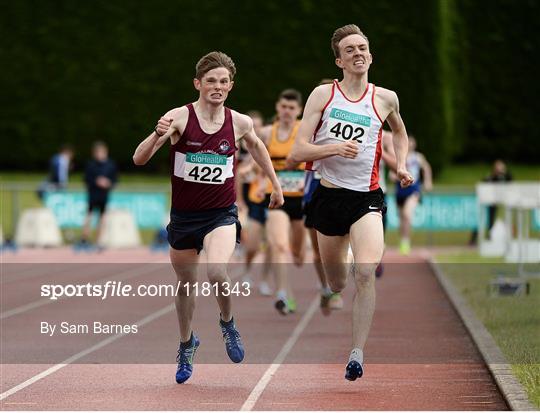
[184,153,228,184]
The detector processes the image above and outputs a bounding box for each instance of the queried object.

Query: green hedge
[1,0,537,174]
[456,0,539,163]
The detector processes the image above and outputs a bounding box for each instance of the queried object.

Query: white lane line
[240,294,319,411]
[200,402,235,405]
[0,303,174,401]
[1,263,80,284]
[0,298,52,320]
[0,262,164,320]
[1,263,246,400]
[4,402,37,406]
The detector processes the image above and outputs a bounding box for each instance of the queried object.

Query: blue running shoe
[175,333,200,384]
[220,317,244,363]
[345,360,364,381]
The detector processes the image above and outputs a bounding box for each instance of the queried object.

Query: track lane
[0,248,509,410]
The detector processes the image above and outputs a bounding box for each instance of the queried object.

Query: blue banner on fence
[534,209,540,230]
[42,191,538,231]
[44,192,167,229]
[385,194,478,230]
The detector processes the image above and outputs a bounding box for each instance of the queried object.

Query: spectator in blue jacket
[80,141,118,246]
[37,144,74,200]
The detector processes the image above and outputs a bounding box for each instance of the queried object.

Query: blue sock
[220,315,234,326]
[180,332,194,349]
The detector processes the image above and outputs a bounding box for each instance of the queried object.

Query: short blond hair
[195,51,236,80]
[331,24,369,58]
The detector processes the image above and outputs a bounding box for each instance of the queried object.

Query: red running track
[0,247,507,410]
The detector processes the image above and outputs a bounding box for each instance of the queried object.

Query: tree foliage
[1,0,537,174]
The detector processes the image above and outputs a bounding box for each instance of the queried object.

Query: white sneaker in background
[242,274,253,287]
[258,281,272,296]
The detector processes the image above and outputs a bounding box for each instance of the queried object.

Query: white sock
[321,286,332,296]
[349,348,363,364]
[276,290,287,301]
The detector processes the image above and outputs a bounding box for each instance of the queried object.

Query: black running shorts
[167,204,241,254]
[309,186,386,236]
[88,198,107,215]
[265,195,304,221]
[303,199,316,229]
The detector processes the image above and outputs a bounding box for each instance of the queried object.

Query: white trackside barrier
[506,240,540,263]
[15,208,63,247]
[479,219,507,257]
[477,182,540,270]
[97,209,141,248]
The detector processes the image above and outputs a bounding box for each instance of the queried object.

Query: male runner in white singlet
[290,25,414,381]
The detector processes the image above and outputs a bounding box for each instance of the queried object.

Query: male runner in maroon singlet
[133,51,284,384]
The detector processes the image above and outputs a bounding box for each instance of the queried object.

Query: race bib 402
[327,108,371,146]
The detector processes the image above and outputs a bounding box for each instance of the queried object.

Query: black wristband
[154,127,163,137]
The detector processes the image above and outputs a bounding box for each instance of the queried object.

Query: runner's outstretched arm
[133,130,171,165]
[381,149,397,173]
[133,108,187,166]
[380,131,398,172]
[290,85,358,163]
[240,116,284,209]
[383,92,414,188]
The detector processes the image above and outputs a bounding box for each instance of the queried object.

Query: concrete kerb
[428,259,536,411]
